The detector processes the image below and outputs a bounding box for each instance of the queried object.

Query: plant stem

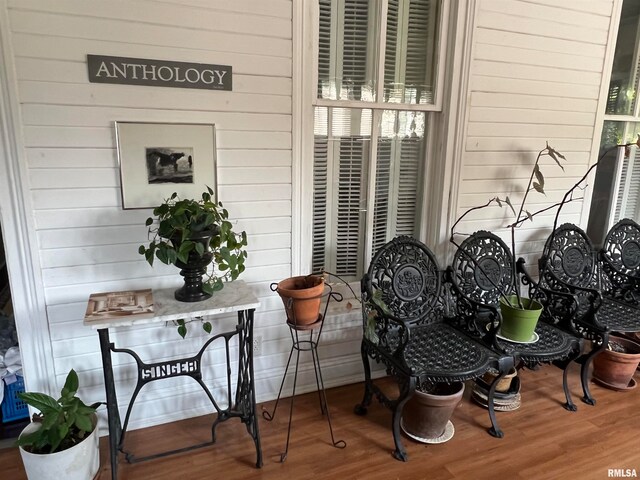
[511,146,547,309]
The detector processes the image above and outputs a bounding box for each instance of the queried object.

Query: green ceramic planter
[499,295,543,342]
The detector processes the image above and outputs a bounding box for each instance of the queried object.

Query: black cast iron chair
[539,223,619,405]
[448,231,583,411]
[600,218,640,308]
[354,236,515,462]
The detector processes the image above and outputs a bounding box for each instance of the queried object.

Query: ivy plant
[139,187,248,336]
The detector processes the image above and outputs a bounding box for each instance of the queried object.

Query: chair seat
[496,321,580,362]
[404,323,497,382]
[598,297,640,332]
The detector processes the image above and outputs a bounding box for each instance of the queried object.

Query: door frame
[0,1,55,394]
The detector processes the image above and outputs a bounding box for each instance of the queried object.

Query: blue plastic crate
[2,375,29,423]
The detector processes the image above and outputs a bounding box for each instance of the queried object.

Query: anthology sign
[87,54,232,91]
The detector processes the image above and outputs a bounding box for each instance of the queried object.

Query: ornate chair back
[600,218,640,300]
[363,235,443,327]
[542,223,596,290]
[602,218,640,276]
[450,231,514,305]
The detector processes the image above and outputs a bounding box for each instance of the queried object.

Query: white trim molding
[292,0,317,276]
[0,0,56,394]
[580,0,624,229]
[437,0,477,264]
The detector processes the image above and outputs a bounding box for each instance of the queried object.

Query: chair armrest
[538,258,603,318]
[445,266,500,348]
[599,250,640,303]
[361,275,414,372]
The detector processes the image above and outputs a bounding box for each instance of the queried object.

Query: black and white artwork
[146,147,194,184]
[115,122,217,209]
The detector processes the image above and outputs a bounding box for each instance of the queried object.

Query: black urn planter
[171,227,217,302]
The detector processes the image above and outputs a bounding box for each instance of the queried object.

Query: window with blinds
[312,0,440,279]
[588,0,640,244]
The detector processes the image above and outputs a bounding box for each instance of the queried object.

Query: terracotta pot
[402,382,464,440]
[593,335,640,389]
[272,275,324,325]
[481,367,517,393]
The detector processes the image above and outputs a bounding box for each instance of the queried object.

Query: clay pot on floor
[402,382,464,442]
[271,275,325,325]
[481,367,517,393]
[592,335,640,391]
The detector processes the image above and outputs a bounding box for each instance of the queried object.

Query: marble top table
[85,280,262,479]
[84,280,259,329]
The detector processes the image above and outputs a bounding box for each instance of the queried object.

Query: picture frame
[115,121,217,209]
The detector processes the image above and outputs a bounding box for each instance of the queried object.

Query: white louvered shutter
[615,146,640,221]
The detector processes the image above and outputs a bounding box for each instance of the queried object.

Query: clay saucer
[592,376,637,391]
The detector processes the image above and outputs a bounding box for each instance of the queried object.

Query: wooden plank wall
[455,0,614,266]
[6,0,365,432]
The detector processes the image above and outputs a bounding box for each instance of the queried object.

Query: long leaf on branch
[532,182,545,194]
[547,147,565,170]
[504,196,516,217]
[534,164,544,190]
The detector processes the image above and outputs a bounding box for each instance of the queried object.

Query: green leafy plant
[365,289,392,344]
[139,187,248,337]
[16,369,100,454]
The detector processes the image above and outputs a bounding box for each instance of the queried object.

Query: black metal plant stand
[262,285,346,462]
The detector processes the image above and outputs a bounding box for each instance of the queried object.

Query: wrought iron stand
[262,286,346,461]
[86,282,262,480]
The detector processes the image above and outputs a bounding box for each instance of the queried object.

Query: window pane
[606,0,640,115]
[312,107,424,278]
[312,107,371,277]
[317,0,378,102]
[384,0,440,104]
[588,121,640,245]
[372,111,425,255]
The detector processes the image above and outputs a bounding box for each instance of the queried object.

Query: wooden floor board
[1,364,638,479]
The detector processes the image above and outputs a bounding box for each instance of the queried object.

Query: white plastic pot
[19,414,100,480]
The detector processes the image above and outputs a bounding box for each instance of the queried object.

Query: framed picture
[115,122,217,209]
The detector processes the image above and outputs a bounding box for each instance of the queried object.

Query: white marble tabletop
[83,280,260,329]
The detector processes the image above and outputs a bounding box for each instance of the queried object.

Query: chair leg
[561,360,577,412]
[581,334,608,406]
[486,369,507,438]
[391,377,415,462]
[354,341,373,415]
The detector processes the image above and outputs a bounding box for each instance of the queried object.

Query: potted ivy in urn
[140,186,248,307]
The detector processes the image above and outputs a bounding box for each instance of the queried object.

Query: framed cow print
[115,122,217,209]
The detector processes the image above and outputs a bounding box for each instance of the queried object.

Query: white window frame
[293,0,458,279]
[585,0,637,231]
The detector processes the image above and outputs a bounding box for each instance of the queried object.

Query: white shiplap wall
[2,0,619,432]
[454,0,615,267]
[4,0,364,431]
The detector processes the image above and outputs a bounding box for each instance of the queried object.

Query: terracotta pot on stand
[592,335,640,391]
[271,275,325,326]
[401,382,465,444]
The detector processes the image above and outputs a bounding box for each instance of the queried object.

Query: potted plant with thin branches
[450,143,569,341]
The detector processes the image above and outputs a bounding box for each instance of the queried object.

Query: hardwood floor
[2,365,639,479]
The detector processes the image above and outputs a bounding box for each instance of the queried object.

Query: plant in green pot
[16,369,101,480]
[451,143,568,342]
[139,187,248,335]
